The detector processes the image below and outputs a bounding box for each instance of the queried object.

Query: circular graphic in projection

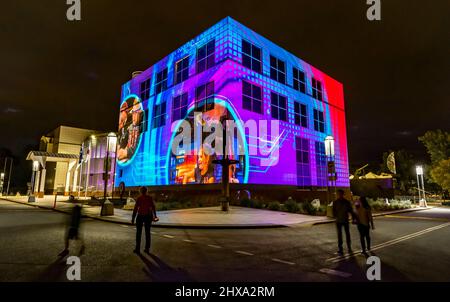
[166,101,249,185]
[116,95,144,166]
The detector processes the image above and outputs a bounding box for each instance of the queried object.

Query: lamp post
[325,136,336,202]
[0,172,4,196]
[212,115,238,212]
[85,135,95,199]
[6,158,13,196]
[28,160,39,202]
[416,165,427,207]
[101,133,116,216]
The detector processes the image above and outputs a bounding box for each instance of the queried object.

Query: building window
[242,40,262,73]
[313,109,325,133]
[293,68,306,93]
[195,81,214,112]
[270,92,287,121]
[155,68,168,94]
[196,40,215,73]
[242,81,262,114]
[270,55,286,84]
[294,101,308,128]
[312,78,323,101]
[152,101,166,128]
[295,137,310,187]
[315,141,327,187]
[172,92,188,122]
[140,78,151,100]
[174,56,189,84]
[143,108,149,132]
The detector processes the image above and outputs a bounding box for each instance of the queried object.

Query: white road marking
[120,225,128,228]
[163,235,175,239]
[183,239,195,243]
[235,250,254,256]
[150,231,157,235]
[319,268,352,278]
[271,258,295,265]
[328,222,450,263]
[207,244,222,249]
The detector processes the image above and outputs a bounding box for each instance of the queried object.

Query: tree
[418,130,450,164]
[419,130,450,192]
[430,159,450,191]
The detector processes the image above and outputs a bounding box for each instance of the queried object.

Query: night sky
[1,0,449,178]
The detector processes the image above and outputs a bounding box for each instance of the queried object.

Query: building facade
[27,126,117,198]
[115,17,349,197]
[27,126,99,196]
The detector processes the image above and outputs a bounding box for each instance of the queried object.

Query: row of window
[146,80,325,134]
[241,40,324,101]
[296,138,328,187]
[138,38,325,103]
[242,80,326,133]
[139,40,217,101]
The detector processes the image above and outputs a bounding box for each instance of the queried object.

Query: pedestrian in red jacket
[132,186,158,254]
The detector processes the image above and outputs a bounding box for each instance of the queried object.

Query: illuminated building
[115,17,349,200]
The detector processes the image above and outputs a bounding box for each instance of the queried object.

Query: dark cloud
[1,0,449,171]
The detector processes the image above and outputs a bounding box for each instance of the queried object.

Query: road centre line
[235,250,254,256]
[207,244,222,249]
[271,258,295,265]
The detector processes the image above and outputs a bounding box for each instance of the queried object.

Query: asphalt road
[1,200,449,282]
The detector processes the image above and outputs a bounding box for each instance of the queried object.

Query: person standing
[354,196,375,254]
[132,186,158,255]
[332,189,355,255]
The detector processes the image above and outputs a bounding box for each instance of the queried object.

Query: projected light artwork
[115,17,349,188]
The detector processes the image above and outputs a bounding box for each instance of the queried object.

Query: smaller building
[27,126,116,197]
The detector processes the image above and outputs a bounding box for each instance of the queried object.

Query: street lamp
[0,173,4,196]
[325,136,335,159]
[28,160,39,202]
[416,165,427,207]
[324,136,336,203]
[101,133,117,216]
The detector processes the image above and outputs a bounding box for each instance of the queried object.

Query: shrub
[157,202,169,211]
[284,199,300,213]
[240,198,251,207]
[301,201,317,215]
[268,201,281,211]
[368,198,412,211]
[253,200,265,209]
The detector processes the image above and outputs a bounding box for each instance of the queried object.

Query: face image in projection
[169,102,246,185]
[117,96,144,165]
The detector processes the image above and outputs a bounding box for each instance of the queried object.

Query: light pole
[0,172,4,196]
[101,133,116,216]
[212,115,238,212]
[325,136,336,202]
[28,160,39,202]
[416,165,427,207]
[6,157,13,196]
[85,135,95,199]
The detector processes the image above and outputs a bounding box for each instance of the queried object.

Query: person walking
[58,204,85,257]
[132,186,158,255]
[354,196,375,254]
[332,189,355,255]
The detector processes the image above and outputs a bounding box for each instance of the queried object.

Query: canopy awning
[26,151,79,164]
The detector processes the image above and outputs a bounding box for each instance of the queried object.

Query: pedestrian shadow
[138,253,193,282]
[33,255,67,282]
[330,251,410,282]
